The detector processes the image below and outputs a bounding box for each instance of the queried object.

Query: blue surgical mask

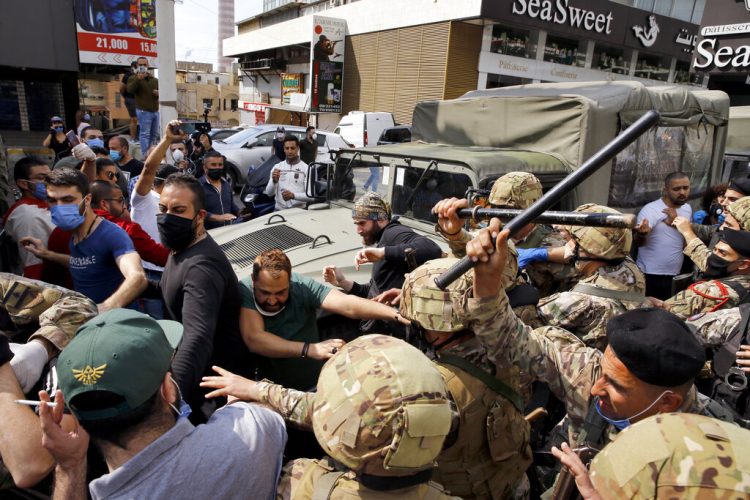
[50,201,85,230]
[594,391,672,430]
[26,181,47,201]
[53,126,64,133]
[86,138,104,149]
[167,376,192,419]
[109,150,122,162]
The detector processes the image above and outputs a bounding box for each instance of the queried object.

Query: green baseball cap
[57,309,183,422]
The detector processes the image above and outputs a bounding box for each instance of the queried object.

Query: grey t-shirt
[89,402,287,500]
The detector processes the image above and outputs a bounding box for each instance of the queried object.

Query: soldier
[673,196,750,271]
[534,203,646,349]
[552,413,750,499]
[462,220,724,452]
[433,171,572,297]
[400,258,532,499]
[202,334,459,499]
[0,274,97,490]
[658,228,750,319]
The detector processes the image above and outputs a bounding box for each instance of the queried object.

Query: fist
[281,189,295,201]
[322,265,345,287]
[433,197,468,239]
[72,143,96,162]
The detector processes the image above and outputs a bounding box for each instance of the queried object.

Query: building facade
[224,0,706,129]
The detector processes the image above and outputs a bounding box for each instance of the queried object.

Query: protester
[299,126,318,164]
[189,132,215,168]
[271,126,286,161]
[42,116,71,160]
[127,56,159,151]
[264,135,312,212]
[119,61,139,142]
[108,134,143,179]
[200,151,240,230]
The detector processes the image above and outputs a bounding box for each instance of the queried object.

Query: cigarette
[15,399,57,408]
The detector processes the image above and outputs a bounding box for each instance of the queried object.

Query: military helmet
[488,172,543,209]
[726,197,750,231]
[352,191,391,221]
[565,203,631,260]
[400,255,518,332]
[589,413,750,498]
[312,334,452,477]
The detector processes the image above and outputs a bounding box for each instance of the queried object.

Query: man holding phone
[126,57,159,151]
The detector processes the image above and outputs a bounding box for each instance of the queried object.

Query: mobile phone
[66,130,80,147]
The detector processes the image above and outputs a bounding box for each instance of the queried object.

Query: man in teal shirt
[239,249,409,390]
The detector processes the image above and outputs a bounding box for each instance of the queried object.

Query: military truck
[212,81,730,288]
[723,106,750,181]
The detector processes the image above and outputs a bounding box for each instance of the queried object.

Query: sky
[174,0,263,67]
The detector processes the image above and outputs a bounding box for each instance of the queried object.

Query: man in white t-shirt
[264,135,312,212]
[635,172,692,299]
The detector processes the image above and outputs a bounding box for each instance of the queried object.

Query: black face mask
[157,213,196,251]
[703,253,733,279]
[206,169,223,181]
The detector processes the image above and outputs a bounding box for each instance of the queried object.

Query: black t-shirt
[160,236,250,413]
[299,138,317,164]
[119,157,144,178]
[272,138,286,161]
[49,134,71,159]
[121,70,135,98]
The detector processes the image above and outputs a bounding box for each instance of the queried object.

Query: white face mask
[311,133,318,140]
[253,293,286,317]
[172,149,184,163]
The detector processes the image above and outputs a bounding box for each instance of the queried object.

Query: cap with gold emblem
[57,309,183,421]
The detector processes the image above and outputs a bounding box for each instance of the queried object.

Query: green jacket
[126,74,159,112]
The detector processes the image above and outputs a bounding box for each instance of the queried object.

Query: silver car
[212,124,351,186]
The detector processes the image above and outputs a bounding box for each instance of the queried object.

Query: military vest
[433,361,532,500]
[709,303,750,426]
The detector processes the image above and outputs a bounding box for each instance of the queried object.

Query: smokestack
[217,0,235,73]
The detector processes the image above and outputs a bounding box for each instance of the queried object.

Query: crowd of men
[1,118,750,499]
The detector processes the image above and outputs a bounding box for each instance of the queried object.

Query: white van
[334,111,395,148]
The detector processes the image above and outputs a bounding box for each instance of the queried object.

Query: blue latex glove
[517,247,548,269]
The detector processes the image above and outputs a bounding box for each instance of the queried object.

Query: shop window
[491,25,537,59]
[653,0,673,15]
[673,60,692,84]
[634,53,671,81]
[593,44,632,74]
[543,35,586,67]
[671,0,695,21]
[486,74,532,89]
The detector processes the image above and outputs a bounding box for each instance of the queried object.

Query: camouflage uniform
[276,334,458,500]
[0,274,96,490]
[0,273,97,350]
[589,413,750,499]
[664,274,750,320]
[535,204,646,349]
[688,306,743,347]
[684,197,750,272]
[468,285,708,447]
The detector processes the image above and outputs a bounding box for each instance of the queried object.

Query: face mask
[594,392,671,430]
[53,126,64,133]
[163,376,192,419]
[157,213,197,251]
[172,149,184,163]
[86,138,104,149]
[253,292,286,317]
[51,201,85,230]
[276,133,284,139]
[206,169,224,180]
[109,150,122,162]
[26,181,47,201]
[311,133,317,140]
[703,253,733,279]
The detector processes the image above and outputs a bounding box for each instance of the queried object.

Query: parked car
[212,125,350,187]
[377,125,412,145]
[209,128,242,142]
[334,111,395,147]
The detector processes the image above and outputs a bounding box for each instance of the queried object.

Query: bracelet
[434,223,462,237]
[301,342,310,358]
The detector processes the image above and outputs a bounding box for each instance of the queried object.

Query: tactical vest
[434,361,532,500]
[710,303,750,427]
[309,469,454,500]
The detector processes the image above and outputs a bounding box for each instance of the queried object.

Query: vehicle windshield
[329,158,472,224]
[221,127,261,144]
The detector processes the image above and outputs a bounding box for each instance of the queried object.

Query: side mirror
[243,140,257,148]
[305,162,328,200]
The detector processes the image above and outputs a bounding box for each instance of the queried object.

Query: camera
[709,202,723,219]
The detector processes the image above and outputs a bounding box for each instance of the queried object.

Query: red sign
[77,33,157,57]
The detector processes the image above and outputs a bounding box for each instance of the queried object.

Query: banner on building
[309,15,346,113]
[74,0,158,67]
[281,73,305,104]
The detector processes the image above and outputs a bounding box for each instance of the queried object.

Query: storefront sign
[692,0,750,72]
[74,0,157,66]
[281,73,304,105]
[510,0,613,34]
[309,15,346,113]
[239,101,269,112]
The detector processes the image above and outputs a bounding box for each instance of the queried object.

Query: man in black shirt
[119,61,138,142]
[108,135,143,180]
[156,172,249,422]
[323,191,442,335]
[299,126,318,164]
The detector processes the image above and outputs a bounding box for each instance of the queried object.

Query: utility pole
[157,0,178,128]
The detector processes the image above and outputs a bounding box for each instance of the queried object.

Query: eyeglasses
[105,171,120,180]
[104,197,125,204]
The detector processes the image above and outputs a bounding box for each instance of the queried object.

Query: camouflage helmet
[352,192,391,221]
[726,197,750,231]
[589,413,750,498]
[565,203,632,260]
[312,334,452,477]
[400,255,518,332]
[488,172,543,209]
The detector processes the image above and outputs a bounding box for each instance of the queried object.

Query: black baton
[457,208,636,228]
[434,109,660,290]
